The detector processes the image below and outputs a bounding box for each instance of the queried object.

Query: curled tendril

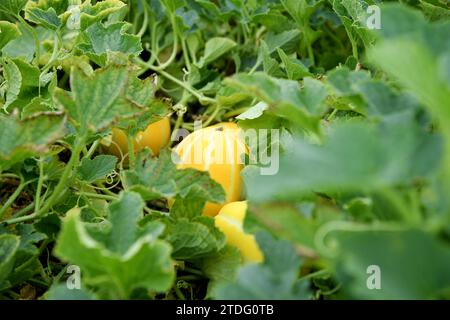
[105,170,118,185]
[314,220,408,259]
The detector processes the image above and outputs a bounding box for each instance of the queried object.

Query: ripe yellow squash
[108,117,171,158]
[174,122,246,216]
[215,201,263,263]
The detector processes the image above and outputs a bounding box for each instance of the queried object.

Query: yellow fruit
[108,117,171,158]
[174,122,246,216]
[215,201,263,263]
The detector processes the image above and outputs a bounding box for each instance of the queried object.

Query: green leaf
[263,30,300,54]
[243,117,443,202]
[2,23,35,62]
[170,189,208,219]
[34,213,61,239]
[0,112,65,171]
[165,217,226,260]
[12,58,40,88]
[198,246,242,298]
[197,37,237,67]
[77,155,117,183]
[226,73,326,133]
[0,0,27,15]
[277,48,311,80]
[25,7,61,30]
[174,168,226,202]
[327,67,371,97]
[419,0,450,21]
[248,203,317,255]
[53,66,148,134]
[46,284,96,300]
[105,192,145,255]
[214,232,310,299]
[1,58,21,112]
[24,0,68,16]
[259,40,284,77]
[368,5,450,132]
[330,229,450,299]
[78,0,127,30]
[54,195,175,298]
[0,21,21,51]
[236,102,268,120]
[280,0,322,62]
[170,167,226,217]
[77,22,142,66]
[326,67,421,117]
[161,0,186,13]
[122,149,178,200]
[2,225,47,287]
[0,234,20,289]
[15,224,47,257]
[332,0,376,58]
[123,149,225,206]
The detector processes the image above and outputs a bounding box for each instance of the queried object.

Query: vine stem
[0,177,33,220]
[0,173,20,180]
[299,269,329,281]
[174,284,186,300]
[223,106,250,119]
[77,192,118,201]
[11,202,34,218]
[127,133,136,169]
[202,103,221,127]
[134,58,216,105]
[85,139,100,159]
[136,0,149,38]
[35,157,45,212]
[3,136,86,225]
[154,16,180,70]
[169,91,190,147]
[148,20,158,65]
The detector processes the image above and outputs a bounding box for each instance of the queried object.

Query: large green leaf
[329,228,450,299]
[165,217,226,260]
[0,0,27,15]
[46,284,96,300]
[0,112,65,170]
[25,7,61,30]
[1,58,21,112]
[332,0,376,57]
[326,67,422,117]
[197,37,237,67]
[0,21,21,51]
[214,232,310,299]
[226,73,327,133]
[77,22,142,66]
[123,149,225,208]
[248,203,317,255]
[1,23,35,62]
[78,0,127,30]
[2,225,47,288]
[53,66,151,134]
[54,193,175,299]
[368,5,450,129]
[243,116,442,202]
[197,245,241,298]
[77,155,117,183]
[0,234,20,290]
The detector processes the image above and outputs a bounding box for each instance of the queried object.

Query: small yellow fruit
[108,117,171,157]
[215,201,263,263]
[174,122,246,216]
